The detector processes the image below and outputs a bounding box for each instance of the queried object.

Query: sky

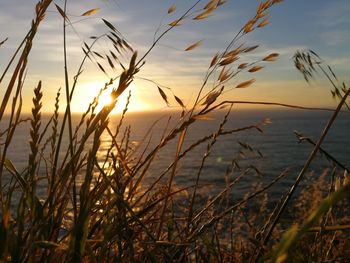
[0,0,350,113]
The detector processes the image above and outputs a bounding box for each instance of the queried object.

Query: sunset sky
[1,0,349,113]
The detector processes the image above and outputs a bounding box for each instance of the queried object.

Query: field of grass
[0,0,349,262]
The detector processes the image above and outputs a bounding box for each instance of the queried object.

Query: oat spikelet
[261,0,272,10]
[218,66,229,81]
[219,70,231,82]
[185,40,203,51]
[204,0,219,10]
[28,81,43,181]
[257,2,265,14]
[218,0,227,6]
[263,53,279,61]
[167,4,176,14]
[243,20,255,33]
[235,79,255,88]
[238,63,248,69]
[203,86,224,105]
[81,8,100,16]
[174,95,185,108]
[257,17,269,28]
[210,52,219,68]
[194,7,216,20]
[257,11,267,19]
[169,18,183,26]
[219,56,239,66]
[55,4,68,21]
[50,88,60,170]
[223,47,241,58]
[244,45,259,53]
[157,86,169,105]
[248,65,264,73]
[102,18,118,33]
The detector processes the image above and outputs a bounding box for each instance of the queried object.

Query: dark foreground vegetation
[0,0,349,261]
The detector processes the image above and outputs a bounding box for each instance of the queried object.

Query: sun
[72,81,152,114]
[97,91,113,108]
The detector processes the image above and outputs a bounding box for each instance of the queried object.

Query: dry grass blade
[185,39,203,51]
[235,79,255,88]
[81,8,100,16]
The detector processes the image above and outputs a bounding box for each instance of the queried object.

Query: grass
[0,0,350,262]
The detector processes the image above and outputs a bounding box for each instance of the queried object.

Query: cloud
[316,0,350,27]
[327,57,350,67]
[319,30,350,46]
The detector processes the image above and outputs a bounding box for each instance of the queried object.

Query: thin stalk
[294,131,349,172]
[52,36,101,177]
[204,100,344,114]
[157,127,187,239]
[187,171,287,242]
[187,107,231,230]
[135,0,202,68]
[0,31,31,83]
[61,0,77,222]
[317,63,350,111]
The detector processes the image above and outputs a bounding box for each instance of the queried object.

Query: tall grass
[0,0,349,262]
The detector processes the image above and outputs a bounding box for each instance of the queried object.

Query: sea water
[1,109,349,202]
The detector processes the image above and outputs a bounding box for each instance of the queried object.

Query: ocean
[1,109,349,202]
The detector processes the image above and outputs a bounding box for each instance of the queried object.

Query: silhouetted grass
[0,0,349,262]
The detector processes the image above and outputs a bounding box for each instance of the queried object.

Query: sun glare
[73,81,152,114]
[97,91,113,108]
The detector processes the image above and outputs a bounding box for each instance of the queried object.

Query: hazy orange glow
[71,81,152,114]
